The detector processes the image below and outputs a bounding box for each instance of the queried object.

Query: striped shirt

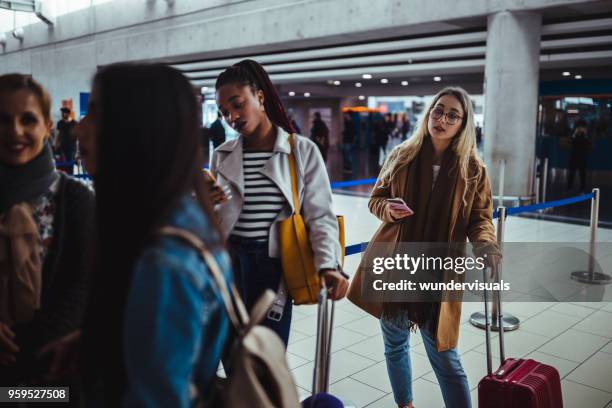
[231,151,286,241]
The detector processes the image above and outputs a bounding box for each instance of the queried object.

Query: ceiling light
[355,82,362,88]
[288,91,295,96]
[401,81,409,86]
[200,86,209,93]
[362,74,372,79]
[333,80,341,85]
[358,95,365,100]
[434,76,441,82]
[575,75,582,79]
[562,71,571,77]
[304,92,310,97]
[381,78,389,84]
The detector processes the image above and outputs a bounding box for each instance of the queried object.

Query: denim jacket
[122,196,233,407]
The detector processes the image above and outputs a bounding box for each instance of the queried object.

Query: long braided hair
[215,59,295,134]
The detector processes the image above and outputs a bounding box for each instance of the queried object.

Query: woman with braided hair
[209,59,349,346]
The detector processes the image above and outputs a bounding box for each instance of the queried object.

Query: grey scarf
[0,143,57,213]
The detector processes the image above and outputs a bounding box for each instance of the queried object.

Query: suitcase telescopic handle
[484,265,506,376]
[313,285,335,395]
[484,206,507,376]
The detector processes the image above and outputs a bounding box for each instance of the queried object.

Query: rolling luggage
[301,287,355,408]
[478,267,563,408]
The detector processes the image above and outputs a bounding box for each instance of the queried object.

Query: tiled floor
[288,193,612,407]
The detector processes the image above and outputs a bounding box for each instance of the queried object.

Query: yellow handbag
[279,134,345,305]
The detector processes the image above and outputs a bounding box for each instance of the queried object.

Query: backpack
[158,226,301,408]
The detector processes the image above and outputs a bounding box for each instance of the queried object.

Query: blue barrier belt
[330,178,377,189]
[346,193,594,256]
[346,243,368,256]
[493,193,593,218]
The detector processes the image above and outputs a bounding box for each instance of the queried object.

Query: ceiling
[165,5,612,99]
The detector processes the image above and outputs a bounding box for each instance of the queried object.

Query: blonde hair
[379,87,483,202]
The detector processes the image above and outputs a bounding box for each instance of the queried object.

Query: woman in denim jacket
[45,63,233,407]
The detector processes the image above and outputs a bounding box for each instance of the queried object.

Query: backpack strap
[158,226,249,331]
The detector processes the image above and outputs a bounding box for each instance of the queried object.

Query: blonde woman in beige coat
[348,87,500,408]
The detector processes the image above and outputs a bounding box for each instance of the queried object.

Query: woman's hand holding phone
[203,170,231,205]
[386,198,414,220]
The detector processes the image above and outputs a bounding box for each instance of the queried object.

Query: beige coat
[347,156,498,351]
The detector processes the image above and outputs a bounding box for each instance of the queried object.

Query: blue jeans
[229,236,292,346]
[380,318,471,408]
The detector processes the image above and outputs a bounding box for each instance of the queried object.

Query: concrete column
[483,11,542,198]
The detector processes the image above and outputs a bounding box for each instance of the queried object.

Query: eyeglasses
[430,107,463,125]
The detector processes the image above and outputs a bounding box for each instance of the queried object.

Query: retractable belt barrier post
[470,207,520,332]
[571,188,612,285]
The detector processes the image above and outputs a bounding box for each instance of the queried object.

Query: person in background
[342,111,356,172]
[369,112,383,174]
[475,122,482,147]
[400,113,411,140]
[288,111,302,135]
[0,74,94,398]
[567,118,591,192]
[349,87,501,408]
[210,59,349,346]
[210,111,227,149]
[194,92,211,165]
[46,63,234,407]
[310,111,330,162]
[378,112,395,165]
[56,107,78,174]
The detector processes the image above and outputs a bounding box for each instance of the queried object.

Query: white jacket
[210,127,342,271]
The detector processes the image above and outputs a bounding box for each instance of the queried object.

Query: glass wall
[538,95,612,175]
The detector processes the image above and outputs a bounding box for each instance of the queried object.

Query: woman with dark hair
[0,74,94,389]
[209,59,349,346]
[66,63,233,407]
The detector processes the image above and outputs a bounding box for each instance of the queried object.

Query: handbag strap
[158,226,249,332]
[287,134,301,216]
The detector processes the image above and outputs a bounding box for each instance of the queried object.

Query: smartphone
[386,197,414,214]
[202,169,217,184]
[386,198,407,205]
[203,169,232,203]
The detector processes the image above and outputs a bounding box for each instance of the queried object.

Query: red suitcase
[477,267,563,408]
[479,358,563,407]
